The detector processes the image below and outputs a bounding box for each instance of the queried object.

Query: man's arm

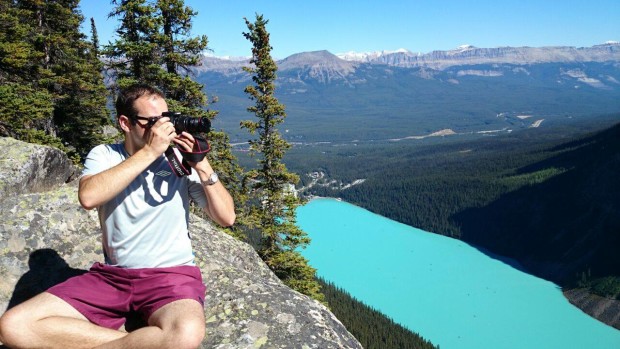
[195,164,236,227]
[78,148,160,210]
[79,118,176,210]
[173,132,236,227]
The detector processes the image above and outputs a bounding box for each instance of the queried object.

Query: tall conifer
[106,0,157,88]
[241,14,324,302]
[90,17,99,55]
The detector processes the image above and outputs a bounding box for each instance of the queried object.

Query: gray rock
[0,138,362,349]
[0,138,78,200]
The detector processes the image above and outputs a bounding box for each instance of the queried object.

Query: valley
[279,117,620,330]
[208,43,620,330]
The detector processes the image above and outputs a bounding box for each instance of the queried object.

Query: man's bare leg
[0,292,126,349]
[94,299,205,349]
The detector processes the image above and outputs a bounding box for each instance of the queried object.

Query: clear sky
[79,0,619,59]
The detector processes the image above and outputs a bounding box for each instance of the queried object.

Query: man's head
[116,84,169,153]
[116,84,165,122]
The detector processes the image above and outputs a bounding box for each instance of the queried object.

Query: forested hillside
[284,117,620,303]
[319,278,437,349]
[455,121,620,289]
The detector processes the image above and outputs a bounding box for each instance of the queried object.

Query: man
[0,84,235,349]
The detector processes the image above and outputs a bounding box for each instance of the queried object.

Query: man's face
[127,94,169,148]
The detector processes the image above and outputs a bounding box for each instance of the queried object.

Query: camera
[162,111,211,134]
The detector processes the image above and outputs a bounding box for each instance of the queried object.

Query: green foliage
[0,83,53,140]
[206,129,248,233]
[241,14,324,302]
[499,167,567,189]
[0,0,112,161]
[590,277,620,299]
[105,0,158,87]
[262,249,324,304]
[319,278,437,349]
[105,0,211,123]
[105,0,208,107]
[90,17,99,54]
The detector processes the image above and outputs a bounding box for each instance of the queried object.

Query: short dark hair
[115,84,165,119]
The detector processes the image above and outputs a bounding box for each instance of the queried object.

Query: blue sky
[79,0,619,59]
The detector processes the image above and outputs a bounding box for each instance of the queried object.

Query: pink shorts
[47,262,206,330]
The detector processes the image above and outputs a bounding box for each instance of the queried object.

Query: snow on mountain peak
[336,48,412,62]
[203,52,250,61]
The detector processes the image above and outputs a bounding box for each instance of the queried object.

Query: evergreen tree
[90,17,99,55]
[0,0,57,145]
[105,0,157,89]
[241,14,324,303]
[0,0,111,159]
[105,0,206,105]
[47,0,111,159]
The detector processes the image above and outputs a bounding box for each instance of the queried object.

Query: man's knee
[0,307,29,348]
[169,319,205,349]
[0,312,10,346]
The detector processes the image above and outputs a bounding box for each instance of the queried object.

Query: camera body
[162,111,211,134]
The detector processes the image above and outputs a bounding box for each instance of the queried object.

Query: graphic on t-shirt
[145,170,169,202]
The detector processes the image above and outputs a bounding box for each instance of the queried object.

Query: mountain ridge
[199,43,620,73]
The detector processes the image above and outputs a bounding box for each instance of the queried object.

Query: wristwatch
[204,172,219,186]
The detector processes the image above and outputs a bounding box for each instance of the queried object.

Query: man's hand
[172,132,209,171]
[144,117,177,157]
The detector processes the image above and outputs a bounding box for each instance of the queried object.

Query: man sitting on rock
[0,84,236,349]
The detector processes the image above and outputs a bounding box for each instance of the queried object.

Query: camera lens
[169,114,211,134]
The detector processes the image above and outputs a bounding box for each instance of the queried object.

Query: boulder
[0,138,78,198]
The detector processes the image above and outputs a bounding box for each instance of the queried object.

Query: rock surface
[0,138,78,198]
[564,289,620,330]
[0,137,362,349]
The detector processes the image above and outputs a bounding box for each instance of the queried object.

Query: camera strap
[165,137,211,177]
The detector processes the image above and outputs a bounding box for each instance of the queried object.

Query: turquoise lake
[296,198,620,349]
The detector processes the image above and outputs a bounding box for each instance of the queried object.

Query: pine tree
[105,0,207,106]
[0,0,111,159]
[44,0,111,159]
[90,17,99,55]
[241,14,324,303]
[0,0,57,145]
[105,0,158,89]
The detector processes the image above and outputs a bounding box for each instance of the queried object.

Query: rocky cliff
[0,137,362,349]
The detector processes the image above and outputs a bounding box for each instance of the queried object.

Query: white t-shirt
[82,143,207,268]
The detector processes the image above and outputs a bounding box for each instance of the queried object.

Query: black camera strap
[165,137,211,177]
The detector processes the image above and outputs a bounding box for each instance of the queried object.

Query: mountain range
[200,42,620,74]
[195,43,620,143]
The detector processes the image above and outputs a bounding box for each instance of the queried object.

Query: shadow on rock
[5,248,148,332]
[6,248,86,311]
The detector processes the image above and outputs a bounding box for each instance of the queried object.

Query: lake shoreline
[300,197,620,337]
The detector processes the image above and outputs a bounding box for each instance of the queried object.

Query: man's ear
[118,115,132,133]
